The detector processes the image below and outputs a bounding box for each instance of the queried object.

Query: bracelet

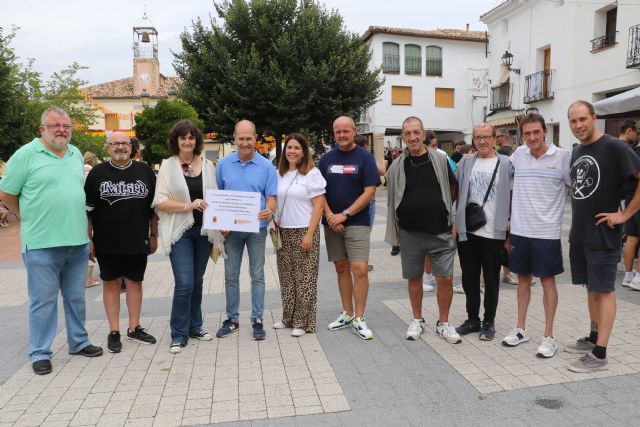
[149,233,158,237]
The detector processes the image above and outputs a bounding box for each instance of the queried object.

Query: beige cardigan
[152,155,226,259]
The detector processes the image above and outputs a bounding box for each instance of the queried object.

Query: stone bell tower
[132,13,160,98]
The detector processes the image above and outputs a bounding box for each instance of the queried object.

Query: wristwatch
[342,209,351,218]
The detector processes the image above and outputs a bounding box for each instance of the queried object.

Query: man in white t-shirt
[501,113,571,358]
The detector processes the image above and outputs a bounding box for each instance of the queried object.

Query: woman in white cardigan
[152,120,225,354]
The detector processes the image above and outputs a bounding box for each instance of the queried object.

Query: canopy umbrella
[594,86,640,119]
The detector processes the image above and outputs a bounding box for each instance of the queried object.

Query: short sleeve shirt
[570,135,640,249]
[318,145,381,227]
[510,144,571,239]
[216,151,278,228]
[0,138,89,252]
[85,161,156,254]
[277,168,326,228]
[468,157,500,239]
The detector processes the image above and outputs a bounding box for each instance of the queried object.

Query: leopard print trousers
[275,227,320,332]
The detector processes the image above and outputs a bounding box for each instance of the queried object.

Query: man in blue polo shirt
[0,107,103,375]
[215,120,278,340]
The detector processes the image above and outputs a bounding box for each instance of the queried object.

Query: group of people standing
[384,101,640,373]
[2,101,639,377]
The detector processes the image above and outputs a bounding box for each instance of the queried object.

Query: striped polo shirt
[510,143,571,240]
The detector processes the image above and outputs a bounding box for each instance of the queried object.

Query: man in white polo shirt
[501,113,571,357]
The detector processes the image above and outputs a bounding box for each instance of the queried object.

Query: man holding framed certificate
[215,120,278,340]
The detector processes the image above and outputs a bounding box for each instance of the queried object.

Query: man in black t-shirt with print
[565,101,640,373]
[85,131,158,354]
[385,116,460,343]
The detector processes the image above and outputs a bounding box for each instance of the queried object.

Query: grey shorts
[324,225,371,262]
[569,244,619,293]
[399,228,456,279]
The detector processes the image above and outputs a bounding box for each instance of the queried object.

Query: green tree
[72,132,107,160]
[174,0,382,161]
[0,26,33,161]
[134,99,203,165]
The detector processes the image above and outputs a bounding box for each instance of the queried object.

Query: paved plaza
[2,188,640,426]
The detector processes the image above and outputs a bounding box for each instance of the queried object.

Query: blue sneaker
[216,318,239,338]
[252,319,266,340]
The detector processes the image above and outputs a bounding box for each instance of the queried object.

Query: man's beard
[49,138,69,151]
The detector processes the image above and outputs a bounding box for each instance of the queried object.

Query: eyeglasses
[473,135,494,142]
[107,141,131,147]
[44,124,72,130]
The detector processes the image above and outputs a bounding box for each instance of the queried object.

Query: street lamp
[167,87,177,102]
[501,50,520,74]
[140,89,150,109]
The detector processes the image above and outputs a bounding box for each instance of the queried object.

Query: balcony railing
[425,58,442,76]
[524,69,555,104]
[490,82,512,112]
[405,56,422,74]
[382,54,400,73]
[591,32,617,52]
[628,24,640,69]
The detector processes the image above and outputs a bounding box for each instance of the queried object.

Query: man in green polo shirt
[0,106,103,375]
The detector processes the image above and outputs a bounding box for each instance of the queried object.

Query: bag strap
[481,158,500,207]
[275,170,299,225]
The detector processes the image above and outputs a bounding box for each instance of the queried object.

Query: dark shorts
[96,253,148,282]
[398,228,456,279]
[624,211,640,237]
[569,244,619,293]
[509,234,564,278]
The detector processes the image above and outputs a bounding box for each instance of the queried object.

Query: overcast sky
[3,0,501,86]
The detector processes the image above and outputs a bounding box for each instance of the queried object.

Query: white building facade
[361,27,489,151]
[481,0,640,150]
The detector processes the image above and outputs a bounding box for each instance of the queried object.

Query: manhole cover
[534,398,564,409]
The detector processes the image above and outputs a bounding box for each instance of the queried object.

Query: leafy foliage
[133,100,203,165]
[174,0,382,161]
[0,26,98,161]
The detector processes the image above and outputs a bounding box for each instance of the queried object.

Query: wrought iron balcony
[591,32,617,52]
[405,56,422,75]
[627,24,640,69]
[382,54,400,73]
[490,82,512,112]
[425,58,442,76]
[524,69,555,104]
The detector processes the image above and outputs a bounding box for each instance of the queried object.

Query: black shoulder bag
[465,158,500,232]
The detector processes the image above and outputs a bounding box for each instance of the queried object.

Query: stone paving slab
[0,311,349,426]
[384,281,640,395]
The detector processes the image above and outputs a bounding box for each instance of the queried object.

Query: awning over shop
[594,86,640,119]
[486,110,519,127]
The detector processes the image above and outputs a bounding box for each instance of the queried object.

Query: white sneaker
[622,277,633,287]
[453,284,465,294]
[423,274,436,292]
[352,317,373,340]
[328,311,354,330]
[536,336,559,358]
[436,321,462,344]
[406,318,425,340]
[273,321,286,329]
[501,274,518,285]
[502,327,530,347]
[630,281,640,291]
[291,328,306,337]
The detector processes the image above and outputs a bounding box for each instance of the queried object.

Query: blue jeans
[223,228,267,321]
[169,226,213,345]
[369,200,376,228]
[23,244,91,363]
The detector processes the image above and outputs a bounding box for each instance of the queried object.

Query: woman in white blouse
[273,133,326,336]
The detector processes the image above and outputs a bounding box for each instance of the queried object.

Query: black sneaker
[252,319,266,340]
[107,331,122,353]
[455,319,481,335]
[479,321,495,341]
[70,344,103,357]
[127,326,156,345]
[32,359,52,375]
[189,330,213,341]
[216,318,240,338]
[390,245,400,256]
